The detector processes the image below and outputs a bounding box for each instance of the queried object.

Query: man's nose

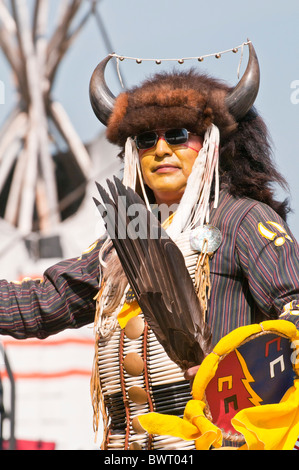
[154,137,173,157]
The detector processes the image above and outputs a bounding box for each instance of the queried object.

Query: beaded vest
[93,192,260,449]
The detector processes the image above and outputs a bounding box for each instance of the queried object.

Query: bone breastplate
[97,318,195,450]
[96,230,199,450]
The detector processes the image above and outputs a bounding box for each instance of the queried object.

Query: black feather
[94,177,212,370]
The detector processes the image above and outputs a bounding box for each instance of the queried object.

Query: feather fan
[93,177,212,371]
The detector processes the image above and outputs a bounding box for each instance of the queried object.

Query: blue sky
[1,0,299,237]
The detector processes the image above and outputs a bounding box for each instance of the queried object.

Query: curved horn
[225,42,260,120]
[89,55,116,126]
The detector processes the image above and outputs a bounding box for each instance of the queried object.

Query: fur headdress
[89,43,290,220]
[89,42,260,148]
[106,71,236,146]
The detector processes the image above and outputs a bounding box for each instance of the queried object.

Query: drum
[191,319,299,448]
[138,320,299,450]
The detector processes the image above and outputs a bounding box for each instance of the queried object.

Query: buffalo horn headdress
[89,42,260,237]
[89,42,260,145]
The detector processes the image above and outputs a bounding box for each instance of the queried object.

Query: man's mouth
[153,164,180,173]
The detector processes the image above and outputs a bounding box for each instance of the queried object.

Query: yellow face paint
[139,134,203,206]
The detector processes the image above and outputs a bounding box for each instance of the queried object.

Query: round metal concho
[123,352,144,376]
[124,316,145,340]
[190,224,222,253]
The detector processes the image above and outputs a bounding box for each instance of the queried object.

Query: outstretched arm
[0,240,102,340]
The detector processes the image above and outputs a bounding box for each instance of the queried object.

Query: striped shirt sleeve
[0,239,103,340]
[235,202,299,327]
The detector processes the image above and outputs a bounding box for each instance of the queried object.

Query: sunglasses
[135,128,192,150]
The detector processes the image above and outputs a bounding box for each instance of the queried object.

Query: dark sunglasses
[135,128,191,150]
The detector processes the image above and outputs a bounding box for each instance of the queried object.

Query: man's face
[138,131,203,206]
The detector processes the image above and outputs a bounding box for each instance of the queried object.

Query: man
[1,42,299,450]
[87,42,299,450]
